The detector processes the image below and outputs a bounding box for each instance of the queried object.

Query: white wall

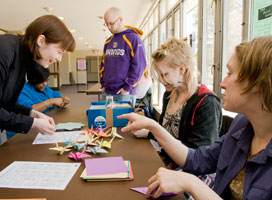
[59,49,102,85]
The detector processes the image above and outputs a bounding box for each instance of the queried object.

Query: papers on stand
[0,161,80,190]
[32,131,85,144]
[114,103,132,108]
[88,102,132,110]
[81,157,134,181]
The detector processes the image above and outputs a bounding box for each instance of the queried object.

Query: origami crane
[68,145,91,161]
[95,137,115,149]
[95,126,111,138]
[85,139,108,154]
[73,142,87,151]
[83,127,99,145]
[63,134,73,148]
[49,143,72,155]
[111,127,123,139]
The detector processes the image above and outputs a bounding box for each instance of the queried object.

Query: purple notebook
[130,187,177,197]
[84,156,129,176]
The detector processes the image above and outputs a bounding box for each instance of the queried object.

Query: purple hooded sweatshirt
[100,27,147,95]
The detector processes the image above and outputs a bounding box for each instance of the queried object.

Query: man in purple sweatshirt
[100,7,147,107]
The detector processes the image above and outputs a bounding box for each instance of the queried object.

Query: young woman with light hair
[133,38,222,172]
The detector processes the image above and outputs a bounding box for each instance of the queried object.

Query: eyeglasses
[104,17,120,27]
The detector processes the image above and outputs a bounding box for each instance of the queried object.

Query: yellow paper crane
[95,137,114,149]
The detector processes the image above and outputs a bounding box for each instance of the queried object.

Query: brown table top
[0,107,185,200]
[85,83,102,95]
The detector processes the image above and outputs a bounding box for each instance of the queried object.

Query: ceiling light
[97,16,104,20]
[88,45,92,49]
[78,37,83,40]
[43,7,53,12]
[58,16,64,21]
[69,29,76,33]
[84,42,88,45]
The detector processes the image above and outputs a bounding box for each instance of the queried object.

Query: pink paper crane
[68,145,91,161]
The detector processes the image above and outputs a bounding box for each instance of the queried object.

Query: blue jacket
[183,114,272,199]
[100,28,147,95]
[17,83,62,113]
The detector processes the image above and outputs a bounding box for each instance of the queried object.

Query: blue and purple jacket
[100,27,147,95]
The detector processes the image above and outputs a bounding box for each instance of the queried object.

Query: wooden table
[0,107,185,200]
[85,83,102,101]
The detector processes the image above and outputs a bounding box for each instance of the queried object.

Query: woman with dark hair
[0,15,75,138]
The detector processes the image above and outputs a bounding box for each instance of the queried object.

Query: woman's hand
[32,118,55,135]
[147,167,222,200]
[118,113,155,133]
[146,167,190,198]
[30,109,55,128]
[31,110,56,135]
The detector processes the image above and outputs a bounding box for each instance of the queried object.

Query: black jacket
[149,84,222,149]
[0,34,41,133]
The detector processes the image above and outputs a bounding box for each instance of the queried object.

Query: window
[144,38,150,72]
[168,0,179,12]
[139,0,271,114]
[149,12,154,32]
[204,0,216,90]
[160,0,167,20]
[154,6,159,25]
[174,9,181,38]
[160,20,166,45]
[222,0,243,82]
[183,0,198,77]
[151,28,159,105]
[167,16,173,39]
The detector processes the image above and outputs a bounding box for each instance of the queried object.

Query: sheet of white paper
[149,139,162,152]
[88,105,106,109]
[0,161,80,190]
[32,131,85,144]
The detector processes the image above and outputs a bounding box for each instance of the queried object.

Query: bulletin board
[76,58,87,71]
[252,0,272,37]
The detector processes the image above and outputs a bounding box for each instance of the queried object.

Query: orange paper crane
[95,127,112,138]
